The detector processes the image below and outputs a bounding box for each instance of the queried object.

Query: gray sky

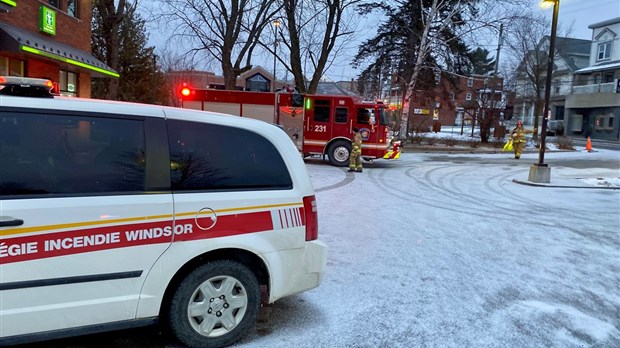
[537,0,620,40]
[146,1,620,82]
[312,0,620,81]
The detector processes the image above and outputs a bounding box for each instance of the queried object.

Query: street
[25,150,620,347]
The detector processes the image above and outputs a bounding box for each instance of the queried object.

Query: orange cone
[586,137,592,152]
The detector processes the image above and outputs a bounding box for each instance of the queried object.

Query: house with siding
[566,17,620,141]
[512,37,591,127]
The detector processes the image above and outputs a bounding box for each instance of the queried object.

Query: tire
[327,140,351,167]
[167,260,260,348]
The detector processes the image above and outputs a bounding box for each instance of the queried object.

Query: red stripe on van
[0,211,275,264]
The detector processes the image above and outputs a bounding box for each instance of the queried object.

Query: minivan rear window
[167,120,292,191]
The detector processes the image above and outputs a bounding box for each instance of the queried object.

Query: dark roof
[546,36,592,71]
[514,36,592,75]
[554,37,591,55]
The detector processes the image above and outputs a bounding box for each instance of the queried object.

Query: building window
[466,93,472,101]
[608,114,614,129]
[597,41,611,61]
[47,0,60,9]
[67,0,78,18]
[0,57,7,75]
[467,78,473,87]
[59,70,77,97]
[245,74,269,92]
[554,80,560,94]
[449,92,455,101]
[0,56,25,76]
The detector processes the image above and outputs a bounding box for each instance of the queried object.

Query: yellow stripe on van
[0,202,303,237]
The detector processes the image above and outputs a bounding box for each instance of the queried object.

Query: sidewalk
[512,165,620,190]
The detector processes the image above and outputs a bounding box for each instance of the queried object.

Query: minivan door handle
[0,217,24,227]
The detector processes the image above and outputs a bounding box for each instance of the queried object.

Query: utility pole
[494,24,503,77]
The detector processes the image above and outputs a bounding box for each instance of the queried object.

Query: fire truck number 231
[179,87,400,167]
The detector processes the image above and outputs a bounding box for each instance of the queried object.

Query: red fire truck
[178,86,399,166]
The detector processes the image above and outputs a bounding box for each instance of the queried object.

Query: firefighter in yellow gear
[510,120,532,159]
[348,128,363,172]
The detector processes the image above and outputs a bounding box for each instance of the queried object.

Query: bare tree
[469,77,505,142]
[503,13,550,139]
[275,0,363,94]
[93,0,134,100]
[154,0,280,90]
[396,0,528,139]
[158,48,200,107]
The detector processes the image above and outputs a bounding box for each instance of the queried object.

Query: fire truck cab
[179,87,397,167]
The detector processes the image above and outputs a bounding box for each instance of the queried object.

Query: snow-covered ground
[405,127,620,187]
[234,150,620,348]
[28,149,619,348]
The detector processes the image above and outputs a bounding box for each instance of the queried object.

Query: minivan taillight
[303,195,318,241]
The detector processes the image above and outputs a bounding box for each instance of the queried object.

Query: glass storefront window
[59,70,77,97]
[0,57,24,76]
[8,58,24,76]
[0,57,7,75]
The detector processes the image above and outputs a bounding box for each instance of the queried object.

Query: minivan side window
[0,112,146,196]
[168,120,292,191]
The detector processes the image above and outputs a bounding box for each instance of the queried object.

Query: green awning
[0,0,17,8]
[0,20,118,78]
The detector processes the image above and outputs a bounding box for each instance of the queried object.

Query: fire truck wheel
[166,260,261,348]
[327,140,352,167]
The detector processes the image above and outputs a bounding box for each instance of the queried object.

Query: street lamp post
[529,0,559,183]
[272,19,280,92]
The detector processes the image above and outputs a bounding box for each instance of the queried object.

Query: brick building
[385,74,507,131]
[0,0,117,97]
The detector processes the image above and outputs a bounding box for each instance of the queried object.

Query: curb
[402,147,571,154]
[512,179,620,190]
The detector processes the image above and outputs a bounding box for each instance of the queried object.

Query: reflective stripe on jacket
[352,133,362,153]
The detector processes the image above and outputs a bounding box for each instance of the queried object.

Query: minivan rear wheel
[167,260,260,348]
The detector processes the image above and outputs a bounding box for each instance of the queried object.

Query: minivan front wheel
[167,260,260,348]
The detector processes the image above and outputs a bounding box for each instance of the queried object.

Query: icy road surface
[24,150,619,348]
[239,151,620,348]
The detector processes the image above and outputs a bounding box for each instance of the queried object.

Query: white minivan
[0,77,327,347]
